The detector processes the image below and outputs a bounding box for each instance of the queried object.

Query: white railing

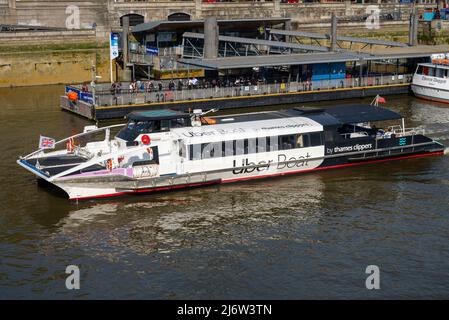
[22,124,125,160]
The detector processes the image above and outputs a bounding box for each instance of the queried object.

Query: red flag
[377,96,386,103]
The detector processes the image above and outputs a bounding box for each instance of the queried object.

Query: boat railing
[388,125,425,136]
[340,131,370,139]
[22,123,126,160]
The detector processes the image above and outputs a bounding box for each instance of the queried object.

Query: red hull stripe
[71,151,443,201]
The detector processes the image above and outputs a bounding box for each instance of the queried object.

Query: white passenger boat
[411,53,449,104]
[18,106,445,200]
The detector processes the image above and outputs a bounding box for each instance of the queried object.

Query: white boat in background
[411,53,449,104]
[17,106,444,201]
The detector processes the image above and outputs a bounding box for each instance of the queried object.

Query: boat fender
[106,158,113,171]
[66,138,75,153]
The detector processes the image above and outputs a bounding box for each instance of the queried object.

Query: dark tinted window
[310,132,322,146]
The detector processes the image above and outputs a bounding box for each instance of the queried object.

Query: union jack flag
[39,135,55,149]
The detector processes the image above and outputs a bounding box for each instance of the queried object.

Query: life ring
[66,137,75,153]
[141,134,151,145]
[67,91,78,102]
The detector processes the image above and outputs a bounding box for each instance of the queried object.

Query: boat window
[189,144,202,161]
[116,120,153,141]
[161,120,170,131]
[171,117,189,128]
[309,132,323,146]
[296,135,304,148]
[247,138,257,155]
[187,133,323,160]
[436,68,445,78]
[268,136,278,152]
[279,135,295,150]
[416,65,429,75]
[428,67,435,77]
[235,140,245,156]
[257,137,267,153]
[202,142,221,159]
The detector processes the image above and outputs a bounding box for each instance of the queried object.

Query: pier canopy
[182,32,330,54]
[325,105,403,124]
[268,29,409,48]
[178,52,359,70]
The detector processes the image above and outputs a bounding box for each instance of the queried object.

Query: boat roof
[211,104,401,125]
[418,62,449,70]
[127,109,189,121]
[324,104,403,123]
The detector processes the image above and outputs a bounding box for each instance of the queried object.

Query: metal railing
[92,74,413,107]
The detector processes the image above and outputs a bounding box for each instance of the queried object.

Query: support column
[204,16,219,59]
[330,13,338,52]
[122,16,132,82]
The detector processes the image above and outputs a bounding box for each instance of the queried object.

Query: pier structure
[59,13,449,120]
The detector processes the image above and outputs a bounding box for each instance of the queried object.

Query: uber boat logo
[232,153,312,175]
[365,265,380,290]
[65,265,80,290]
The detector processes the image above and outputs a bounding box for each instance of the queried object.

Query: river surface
[1,85,449,299]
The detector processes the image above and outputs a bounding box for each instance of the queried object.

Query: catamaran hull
[47,149,443,200]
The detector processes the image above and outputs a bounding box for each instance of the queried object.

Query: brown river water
[0,85,449,299]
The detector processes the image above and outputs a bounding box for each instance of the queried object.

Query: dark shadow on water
[37,178,68,199]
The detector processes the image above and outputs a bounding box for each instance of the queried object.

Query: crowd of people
[107,76,269,95]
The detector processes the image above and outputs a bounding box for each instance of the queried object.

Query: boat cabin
[116,109,191,142]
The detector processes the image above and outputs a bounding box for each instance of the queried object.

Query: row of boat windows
[187,133,323,160]
[416,65,449,79]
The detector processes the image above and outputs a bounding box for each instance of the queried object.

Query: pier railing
[92,74,413,107]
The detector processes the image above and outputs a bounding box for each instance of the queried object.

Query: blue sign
[146,46,159,55]
[65,86,94,104]
[110,32,120,60]
[399,137,407,146]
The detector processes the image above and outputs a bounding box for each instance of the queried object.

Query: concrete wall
[0,48,111,87]
[0,1,439,40]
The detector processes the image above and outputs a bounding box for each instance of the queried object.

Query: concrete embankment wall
[0,48,112,87]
